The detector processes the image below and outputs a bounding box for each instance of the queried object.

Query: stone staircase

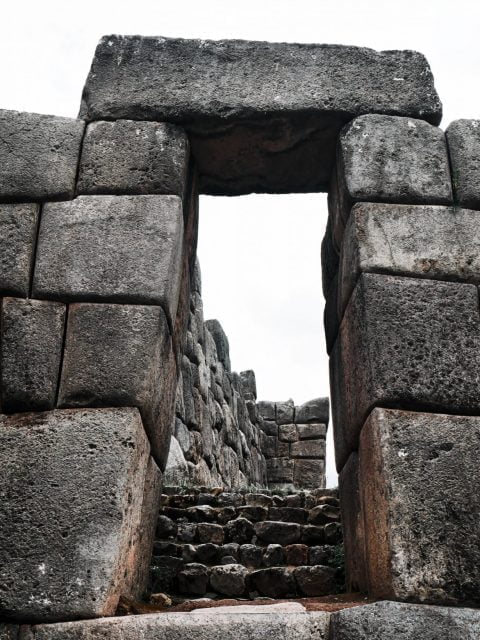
[149,487,343,601]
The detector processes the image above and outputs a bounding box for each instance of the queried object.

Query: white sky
[1,0,479,486]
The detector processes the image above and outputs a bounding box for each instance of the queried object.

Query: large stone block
[446,119,480,209]
[293,459,325,489]
[0,109,84,202]
[33,195,184,325]
[266,458,294,483]
[205,320,231,371]
[329,600,480,639]
[77,121,189,197]
[338,453,367,593]
[331,273,480,470]
[80,36,441,195]
[0,204,39,297]
[57,303,176,467]
[340,202,480,316]
[295,398,329,424]
[359,408,480,605]
[334,115,452,239]
[0,407,151,622]
[291,440,326,459]
[1,298,66,412]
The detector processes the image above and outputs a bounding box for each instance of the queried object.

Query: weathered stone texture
[33,195,184,324]
[0,408,151,622]
[446,119,480,209]
[1,298,66,412]
[329,600,480,639]
[331,273,480,470]
[80,36,441,194]
[0,204,39,297]
[360,408,480,605]
[0,109,84,202]
[295,398,329,424]
[57,303,175,467]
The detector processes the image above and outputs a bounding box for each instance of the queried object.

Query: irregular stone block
[163,436,189,485]
[291,440,326,459]
[57,303,176,468]
[309,504,340,525]
[33,195,184,325]
[210,564,248,596]
[285,544,308,566]
[340,202,480,315]
[77,120,189,197]
[80,36,441,194]
[263,544,285,567]
[239,370,257,400]
[295,398,329,424]
[239,544,263,568]
[255,521,301,545]
[0,109,84,202]
[294,459,326,490]
[205,320,231,371]
[338,452,367,593]
[266,458,294,483]
[150,555,183,592]
[446,119,480,209]
[197,523,224,545]
[225,518,254,544]
[249,567,296,598]
[297,423,327,440]
[334,115,452,232]
[0,204,39,297]
[360,408,480,605]
[268,507,308,524]
[196,543,220,565]
[331,273,480,470]
[177,563,209,595]
[293,565,337,596]
[276,400,294,425]
[257,400,276,421]
[1,298,66,412]
[329,600,480,640]
[0,407,150,622]
[278,423,298,442]
[301,525,325,545]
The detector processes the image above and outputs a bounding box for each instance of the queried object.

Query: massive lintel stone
[33,195,184,326]
[0,408,152,622]
[0,109,84,202]
[446,119,480,209]
[360,408,480,605]
[77,121,190,197]
[57,303,176,468]
[79,36,441,195]
[339,202,480,315]
[1,298,66,412]
[0,204,39,297]
[329,601,480,639]
[331,273,480,470]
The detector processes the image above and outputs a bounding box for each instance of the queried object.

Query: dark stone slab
[266,458,294,483]
[331,273,480,470]
[249,567,296,598]
[446,119,480,209]
[210,564,247,596]
[33,195,184,326]
[79,36,441,195]
[0,204,39,297]
[293,565,337,596]
[1,298,66,412]
[77,120,189,197]
[0,407,151,622]
[255,521,301,545]
[0,109,84,202]
[295,398,329,424]
[360,408,480,605]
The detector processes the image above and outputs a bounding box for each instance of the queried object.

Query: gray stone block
[1,298,66,412]
[258,401,276,421]
[255,521,301,545]
[266,458,294,483]
[0,407,151,622]
[331,273,480,470]
[340,202,480,316]
[205,320,230,371]
[239,370,257,400]
[57,303,176,468]
[446,119,480,209]
[338,452,367,593]
[334,115,452,238]
[80,36,441,195]
[293,565,337,596]
[248,567,296,598]
[294,459,325,489]
[210,564,248,596]
[278,423,298,442]
[33,195,184,325]
[295,398,329,424]
[291,440,326,459]
[0,109,84,202]
[297,423,327,440]
[0,204,39,297]
[329,600,480,639]
[360,408,480,605]
[77,120,189,197]
[276,400,294,425]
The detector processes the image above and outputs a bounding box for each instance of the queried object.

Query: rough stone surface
[77,121,189,197]
[329,600,480,639]
[0,407,151,622]
[0,625,18,640]
[293,565,337,596]
[177,564,209,595]
[0,204,39,297]
[339,202,480,315]
[0,109,84,202]
[33,195,184,325]
[30,609,330,640]
[1,298,66,412]
[297,424,327,440]
[80,37,441,195]
[294,460,325,489]
[360,408,480,605]
[331,273,480,470]
[205,320,231,371]
[209,564,248,596]
[335,115,452,231]
[291,440,326,458]
[57,303,176,468]
[255,521,301,545]
[249,568,296,598]
[446,119,480,209]
[295,398,329,424]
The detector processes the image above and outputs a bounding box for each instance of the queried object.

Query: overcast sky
[1,0,479,486]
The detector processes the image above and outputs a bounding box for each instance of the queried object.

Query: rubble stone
[210,564,248,596]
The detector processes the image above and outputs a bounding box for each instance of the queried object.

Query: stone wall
[257,398,329,490]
